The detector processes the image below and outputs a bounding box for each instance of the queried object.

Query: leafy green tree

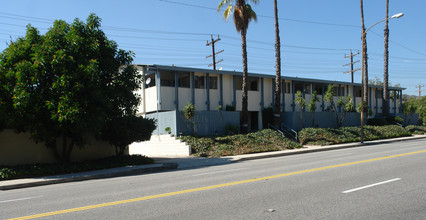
[218,0,258,133]
[101,116,156,156]
[403,96,426,125]
[184,102,195,135]
[308,91,319,127]
[324,85,354,128]
[0,14,155,162]
[295,91,306,128]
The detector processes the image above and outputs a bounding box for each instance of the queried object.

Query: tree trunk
[360,0,368,110]
[312,112,315,127]
[49,140,61,163]
[62,134,73,163]
[241,29,249,133]
[334,105,341,128]
[273,0,282,129]
[383,0,390,116]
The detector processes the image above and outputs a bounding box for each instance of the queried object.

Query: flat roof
[138,64,405,90]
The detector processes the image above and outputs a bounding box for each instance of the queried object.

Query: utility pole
[343,50,360,83]
[416,84,424,110]
[206,35,223,70]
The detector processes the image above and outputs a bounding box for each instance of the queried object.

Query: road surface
[1,139,426,219]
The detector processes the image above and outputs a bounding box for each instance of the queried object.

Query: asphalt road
[1,139,426,220]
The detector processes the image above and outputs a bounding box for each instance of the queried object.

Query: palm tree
[383,0,390,116]
[360,0,368,108]
[273,0,282,129]
[218,0,258,133]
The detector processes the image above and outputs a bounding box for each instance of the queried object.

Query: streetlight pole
[360,12,403,143]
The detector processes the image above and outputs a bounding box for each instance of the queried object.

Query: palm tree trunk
[273,0,282,129]
[383,0,390,116]
[360,0,368,109]
[241,29,249,133]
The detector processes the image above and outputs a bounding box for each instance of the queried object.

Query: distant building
[135,64,404,135]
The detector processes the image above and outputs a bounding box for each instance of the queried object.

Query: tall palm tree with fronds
[218,0,258,133]
[273,0,281,129]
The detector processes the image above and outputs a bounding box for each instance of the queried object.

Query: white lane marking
[192,168,245,177]
[342,178,401,194]
[323,153,353,158]
[0,195,43,203]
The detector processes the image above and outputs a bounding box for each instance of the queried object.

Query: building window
[236,77,242,90]
[178,72,190,88]
[377,89,383,98]
[145,75,155,88]
[248,77,258,91]
[305,84,311,94]
[332,87,339,96]
[355,87,362,97]
[209,76,218,89]
[314,84,323,95]
[294,82,303,93]
[285,82,291,94]
[235,77,258,91]
[195,76,205,89]
[160,71,175,87]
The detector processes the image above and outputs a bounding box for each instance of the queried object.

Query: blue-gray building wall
[282,112,361,131]
[145,110,240,136]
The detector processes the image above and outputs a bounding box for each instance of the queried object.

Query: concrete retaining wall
[0,130,117,166]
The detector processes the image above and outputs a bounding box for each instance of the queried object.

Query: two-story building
[136,64,404,135]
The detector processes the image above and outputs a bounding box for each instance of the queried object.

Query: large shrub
[299,125,411,145]
[405,125,426,135]
[0,155,153,180]
[0,14,155,162]
[179,129,301,157]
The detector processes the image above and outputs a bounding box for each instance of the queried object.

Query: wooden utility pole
[416,84,424,110]
[206,35,223,70]
[343,50,360,83]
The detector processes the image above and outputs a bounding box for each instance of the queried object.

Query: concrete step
[129,135,191,157]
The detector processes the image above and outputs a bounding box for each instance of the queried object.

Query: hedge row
[0,155,153,181]
[298,125,413,145]
[179,129,302,157]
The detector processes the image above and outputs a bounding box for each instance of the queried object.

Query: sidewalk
[1,135,425,190]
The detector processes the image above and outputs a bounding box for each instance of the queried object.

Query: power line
[156,0,359,28]
[370,30,426,57]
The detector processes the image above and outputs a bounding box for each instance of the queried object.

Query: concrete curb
[0,163,178,190]
[226,135,426,162]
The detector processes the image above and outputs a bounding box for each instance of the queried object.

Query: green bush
[225,124,239,135]
[367,116,404,126]
[405,125,426,134]
[366,118,388,126]
[179,129,301,157]
[0,155,153,181]
[298,125,411,145]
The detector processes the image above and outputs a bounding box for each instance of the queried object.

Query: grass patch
[179,129,302,157]
[0,155,153,181]
[298,125,412,145]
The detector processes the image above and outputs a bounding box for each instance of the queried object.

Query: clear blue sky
[1,0,424,96]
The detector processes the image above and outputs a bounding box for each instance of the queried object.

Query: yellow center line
[9,149,426,220]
